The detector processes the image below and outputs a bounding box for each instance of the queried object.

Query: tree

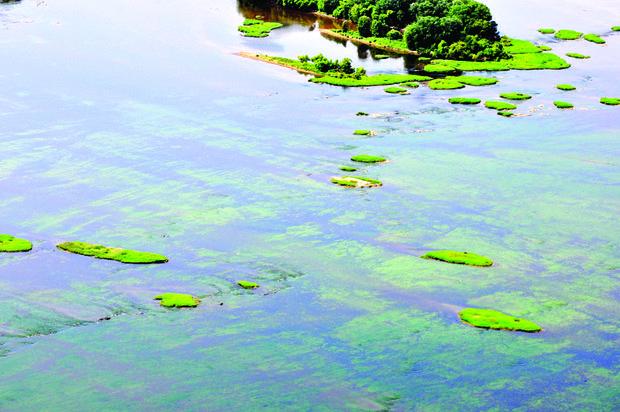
[358,15,372,37]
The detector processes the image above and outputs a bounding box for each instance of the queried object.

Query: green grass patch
[339,166,358,172]
[331,176,383,188]
[421,250,493,267]
[584,33,605,44]
[448,97,481,105]
[428,79,465,90]
[384,86,409,94]
[500,92,532,100]
[423,63,460,74]
[566,52,590,59]
[555,29,583,40]
[554,101,574,109]
[353,129,372,136]
[57,241,168,264]
[434,52,570,71]
[497,110,514,117]
[311,73,432,87]
[356,111,368,116]
[238,280,260,289]
[351,154,387,163]
[326,29,411,55]
[538,45,552,51]
[154,293,200,308]
[459,308,542,332]
[485,101,517,111]
[557,84,576,91]
[504,38,542,54]
[613,26,620,32]
[238,19,283,38]
[448,75,498,86]
[538,28,555,34]
[399,81,420,88]
[0,234,32,252]
[600,97,620,106]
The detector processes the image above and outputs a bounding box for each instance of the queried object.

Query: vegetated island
[240,0,570,72]
[154,293,201,308]
[0,234,33,252]
[238,18,283,37]
[459,308,542,332]
[57,241,169,264]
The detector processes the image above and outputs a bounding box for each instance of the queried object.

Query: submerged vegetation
[421,250,493,267]
[57,241,169,264]
[238,18,283,37]
[154,293,200,308]
[0,234,33,252]
[459,308,542,332]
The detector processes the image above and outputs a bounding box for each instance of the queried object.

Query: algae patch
[154,293,200,308]
[459,308,542,332]
[331,176,382,188]
[384,86,409,95]
[421,250,493,267]
[428,79,465,90]
[353,129,372,136]
[57,241,168,264]
[339,166,358,172]
[538,28,555,34]
[0,234,33,252]
[351,154,387,164]
[237,280,260,289]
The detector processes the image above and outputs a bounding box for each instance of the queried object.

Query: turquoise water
[0,0,619,410]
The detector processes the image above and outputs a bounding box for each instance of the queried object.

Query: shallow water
[0,0,619,410]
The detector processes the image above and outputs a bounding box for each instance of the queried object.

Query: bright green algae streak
[557,84,576,91]
[0,234,33,252]
[555,29,583,40]
[554,101,574,109]
[538,28,555,34]
[421,250,493,267]
[500,92,532,100]
[57,241,168,264]
[238,19,283,38]
[448,97,481,105]
[485,101,517,111]
[584,34,605,44]
[459,308,542,332]
[237,280,259,289]
[384,86,408,94]
[154,293,200,308]
[566,52,590,59]
[428,79,464,90]
[600,97,620,105]
[351,154,387,163]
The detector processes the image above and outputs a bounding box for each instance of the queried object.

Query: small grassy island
[448,97,481,105]
[600,97,620,106]
[554,101,574,109]
[584,33,605,44]
[353,129,372,135]
[331,176,382,188]
[238,18,283,37]
[538,28,555,34]
[421,250,493,267]
[57,241,169,264]
[566,52,590,59]
[557,84,576,91]
[0,234,33,252]
[500,92,532,100]
[351,154,387,163]
[154,293,200,308]
[428,79,464,90]
[459,308,542,332]
[485,101,517,111]
[339,165,358,172]
[384,86,409,94]
[238,280,260,289]
[555,29,583,40]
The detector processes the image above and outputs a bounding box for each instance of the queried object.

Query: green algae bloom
[554,101,574,109]
[584,34,605,44]
[384,86,409,94]
[238,19,283,38]
[557,84,576,91]
[57,241,168,264]
[331,176,382,188]
[554,29,583,40]
[448,75,498,86]
[154,293,200,308]
[0,234,33,252]
[353,129,372,136]
[421,250,493,267]
[485,101,517,111]
[428,79,464,90]
[600,97,620,106]
[497,110,514,118]
[538,28,555,34]
[339,166,358,172]
[448,97,481,105]
[500,92,532,100]
[399,81,420,88]
[459,308,542,332]
[566,52,590,59]
[237,280,259,289]
[423,63,459,74]
[351,154,387,164]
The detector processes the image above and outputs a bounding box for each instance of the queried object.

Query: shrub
[358,15,372,37]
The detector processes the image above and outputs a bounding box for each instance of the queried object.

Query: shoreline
[236,51,322,76]
[319,29,419,56]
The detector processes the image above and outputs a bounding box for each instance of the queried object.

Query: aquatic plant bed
[384,86,409,94]
[423,64,460,75]
[238,280,259,289]
[459,308,542,332]
[57,241,169,264]
[500,92,531,100]
[428,79,464,90]
[351,154,386,163]
[557,84,576,91]
[448,76,498,86]
[554,101,574,109]
[600,97,620,106]
[311,74,434,87]
[584,34,605,44]
[433,52,570,71]
[421,250,493,267]
[353,129,372,136]
[319,29,416,55]
[0,234,32,252]
[331,176,382,188]
[538,28,555,34]
[485,101,517,111]
[238,19,283,38]
[154,293,200,308]
[566,53,590,59]
[448,97,481,105]
[555,29,583,40]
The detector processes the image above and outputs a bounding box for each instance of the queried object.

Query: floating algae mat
[0,234,33,252]
[584,34,605,44]
[331,176,382,188]
[421,250,493,267]
[154,293,200,308]
[57,241,168,264]
[353,129,372,136]
[538,28,555,34]
[459,308,542,332]
[238,19,283,38]
[447,75,498,86]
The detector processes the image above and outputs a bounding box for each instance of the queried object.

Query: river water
[0,0,619,410]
